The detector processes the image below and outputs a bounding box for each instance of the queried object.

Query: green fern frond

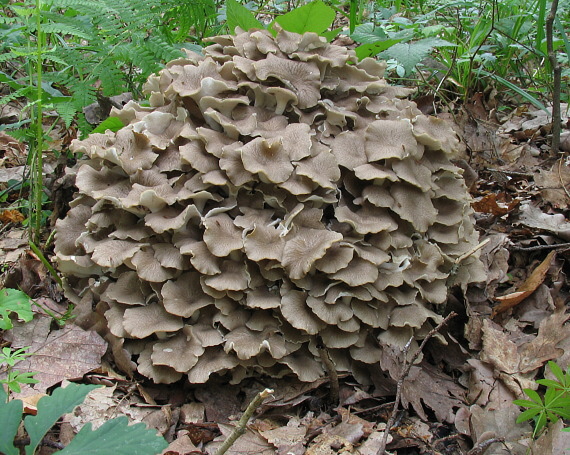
[54,100,78,127]
[40,23,94,40]
[92,62,126,96]
[0,52,19,64]
[0,16,19,25]
[41,10,96,38]
[0,87,34,105]
[143,35,185,63]
[114,41,162,76]
[42,51,76,67]
[76,112,94,138]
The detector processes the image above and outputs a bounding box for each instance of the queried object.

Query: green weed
[0,347,39,393]
[514,361,570,439]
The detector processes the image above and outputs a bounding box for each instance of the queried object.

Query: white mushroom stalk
[55,26,485,385]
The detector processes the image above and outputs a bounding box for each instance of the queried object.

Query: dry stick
[558,158,570,199]
[215,388,274,455]
[466,437,505,455]
[546,0,561,153]
[510,242,570,252]
[375,312,457,455]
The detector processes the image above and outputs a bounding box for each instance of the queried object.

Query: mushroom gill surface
[55,27,485,385]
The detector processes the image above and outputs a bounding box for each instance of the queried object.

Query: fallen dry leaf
[0,131,27,166]
[466,359,516,408]
[259,417,306,455]
[517,201,570,241]
[469,404,530,455]
[207,424,275,455]
[161,430,201,455]
[472,193,519,216]
[357,430,393,455]
[480,319,536,396]
[517,309,570,373]
[0,209,25,224]
[492,250,556,316]
[480,311,569,398]
[535,160,570,209]
[531,419,570,455]
[194,384,242,423]
[306,433,357,455]
[400,363,465,423]
[8,319,107,395]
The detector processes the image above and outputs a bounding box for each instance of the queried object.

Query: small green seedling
[0,346,39,393]
[514,361,570,439]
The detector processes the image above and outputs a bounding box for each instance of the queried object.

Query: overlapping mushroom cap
[55,27,485,384]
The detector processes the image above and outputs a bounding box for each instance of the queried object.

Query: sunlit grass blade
[479,70,549,113]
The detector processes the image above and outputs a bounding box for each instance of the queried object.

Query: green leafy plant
[0,382,168,455]
[1,0,214,242]
[514,361,570,439]
[225,0,338,38]
[350,11,455,76]
[0,346,39,393]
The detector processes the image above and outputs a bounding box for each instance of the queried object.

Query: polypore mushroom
[56,26,484,388]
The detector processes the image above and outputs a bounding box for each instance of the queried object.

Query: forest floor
[0,92,569,455]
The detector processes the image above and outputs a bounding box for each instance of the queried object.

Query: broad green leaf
[0,392,22,455]
[273,0,335,35]
[378,38,455,75]
[58,416,168,455]
[225,0,263,34]
[513,398,542,408]
[320,27,342,42]
[91,117,125,134]
[521,388,543,404]
[536,379,565,389]
[355,39,402,60]
[24,383,102,455]
[547,361,567,384]
[515,407,542,423]
[550,408,570,420]
[350,23,388,44]
[0,71,23,90]
[0,288,33,330]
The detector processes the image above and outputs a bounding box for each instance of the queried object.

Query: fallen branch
[215,388,274,455]
[375,312,457,455]
[466,437,506,455]
[510,242,570,252]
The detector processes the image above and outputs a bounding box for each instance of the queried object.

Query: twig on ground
[466,437,505,455]
[454,238,490,265]
[558,158,570,199]
[318,344,340,406]
[375,312,457,455]
[510,242,570,252]
[215,388,274,455]
[486,169,534,178]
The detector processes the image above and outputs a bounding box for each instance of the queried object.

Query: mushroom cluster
[55,27,484,384]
